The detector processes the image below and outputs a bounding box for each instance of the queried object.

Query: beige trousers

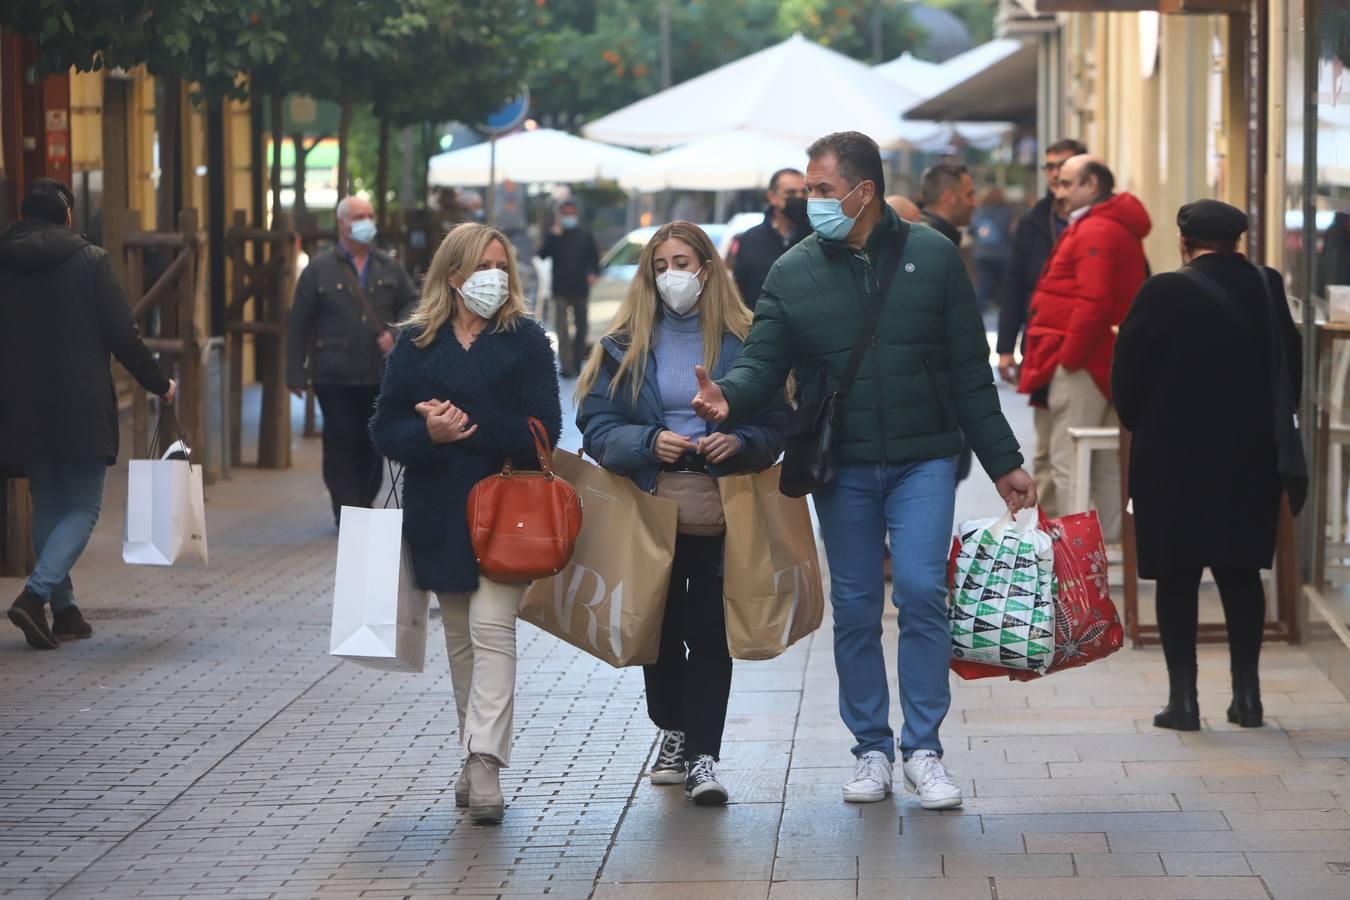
[1047,366,1121,542]
[438,577,524,766]
[1033,405,1057,520]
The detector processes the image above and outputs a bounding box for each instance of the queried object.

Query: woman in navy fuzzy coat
[370,223,560,828]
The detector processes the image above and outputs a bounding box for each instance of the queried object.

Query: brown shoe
[52,607,93,641]
[7,590,59,650]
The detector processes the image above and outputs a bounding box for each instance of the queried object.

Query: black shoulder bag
[779,222,911,498]
[1178,263,1308,516]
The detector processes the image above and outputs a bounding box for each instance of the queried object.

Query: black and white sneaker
[684,754,728,806]
[650,730,686,785]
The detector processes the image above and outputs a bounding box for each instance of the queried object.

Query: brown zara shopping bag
[719,464,825,660]
[520,450,678,667]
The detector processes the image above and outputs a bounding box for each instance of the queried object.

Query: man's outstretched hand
[691,366,729,423]
[993,467,1038,513]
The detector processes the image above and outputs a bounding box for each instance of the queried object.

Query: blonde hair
[404,222,529,348]
[575,221,752,406]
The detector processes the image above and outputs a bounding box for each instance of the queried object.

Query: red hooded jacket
[1018,192,1152,402]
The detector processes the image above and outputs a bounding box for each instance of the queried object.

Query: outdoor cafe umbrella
[426,128,646,186]
[617,131,808,192]
[583,33,945,151]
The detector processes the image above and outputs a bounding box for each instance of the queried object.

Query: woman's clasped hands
[653,430,742,465]
[418,398,478,444]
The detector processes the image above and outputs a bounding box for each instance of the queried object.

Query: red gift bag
[948,508,1124,682]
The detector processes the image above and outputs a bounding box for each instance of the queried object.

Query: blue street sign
[481,86,531,135]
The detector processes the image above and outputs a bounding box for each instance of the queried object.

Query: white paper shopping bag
[122,456,209,566]
[329,505,430,673]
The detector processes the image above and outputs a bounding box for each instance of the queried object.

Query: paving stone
[1072,852,1165,876]
[1160,851,1252,875]
[1250,873,1350,900]
[768,880,858,899]
[770,856,857,881]
[941,852,1073,876]
[856,877,992,899]
[1023,833,1108,853]
[593,884,769,900]
[992,875,1270,899]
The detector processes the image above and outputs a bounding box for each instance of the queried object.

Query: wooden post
[125,210,150,458]
[257,213,293,468]
[228,210,247,466]
[176,209,204,458]
[0,480,35,578]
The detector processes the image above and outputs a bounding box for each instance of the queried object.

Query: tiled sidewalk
[3,430,1350,899]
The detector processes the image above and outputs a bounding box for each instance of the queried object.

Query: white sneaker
[902,750,963,809]
[842,750,893,803]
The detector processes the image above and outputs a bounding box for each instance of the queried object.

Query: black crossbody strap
[837,220,911,398]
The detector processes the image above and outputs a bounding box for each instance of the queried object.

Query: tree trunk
[336,99,352,201]
[291,133,308,225]
[157,75,183,232]
[376,116,391,228]
[399,125,416,211]
[269,91,283,223]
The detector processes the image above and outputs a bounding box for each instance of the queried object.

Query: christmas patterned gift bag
[948,508,1057,673]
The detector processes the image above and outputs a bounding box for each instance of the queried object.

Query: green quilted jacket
[719,204,1023,479]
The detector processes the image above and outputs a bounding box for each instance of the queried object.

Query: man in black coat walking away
[287,195,419,526]
[1113,199,1302,733]
[994,138,1087,516]
[731,167,809,309]
[0,179,175,650]
[537,199,600,376]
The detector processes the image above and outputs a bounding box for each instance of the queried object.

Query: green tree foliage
[777,0,920,63]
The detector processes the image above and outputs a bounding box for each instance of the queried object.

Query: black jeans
[553,292,589,375]
[314,383,383,521]
[1155,567,1266,673]
[644,534,732,760]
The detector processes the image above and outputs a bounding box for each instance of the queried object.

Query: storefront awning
[902,40,1037,125]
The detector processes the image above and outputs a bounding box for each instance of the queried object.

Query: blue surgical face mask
[560,215,579,229]
[806,182,865,241]
[349,218,377,245]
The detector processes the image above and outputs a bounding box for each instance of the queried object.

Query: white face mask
[459,268,510,319]
[655,267,704,315]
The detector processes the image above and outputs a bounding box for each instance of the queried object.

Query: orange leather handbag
[466,417,583,583]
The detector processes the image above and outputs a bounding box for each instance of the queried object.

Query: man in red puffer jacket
[1019,155,1151,541]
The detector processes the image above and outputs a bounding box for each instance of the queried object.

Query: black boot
[1153,665,1200,731]
[1227,664,1263,727]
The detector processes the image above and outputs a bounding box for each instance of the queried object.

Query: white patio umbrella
[426,128,647,186]
[583,33,945,151]
[618,132,808,192]
[874,42,1019,151]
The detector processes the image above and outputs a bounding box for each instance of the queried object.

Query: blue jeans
[813,457,958,762]
[24,462,107,611]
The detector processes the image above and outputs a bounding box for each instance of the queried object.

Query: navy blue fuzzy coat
[370,319,562,594]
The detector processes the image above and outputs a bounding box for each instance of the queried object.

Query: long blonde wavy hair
[575,221,752,406]
[403,222,529,348]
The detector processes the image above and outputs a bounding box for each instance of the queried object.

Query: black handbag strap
[837,220,911,400]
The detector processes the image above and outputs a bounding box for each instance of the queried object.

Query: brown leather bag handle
[500,418,555,480]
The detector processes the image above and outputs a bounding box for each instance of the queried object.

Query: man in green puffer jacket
[693,131,1036,810]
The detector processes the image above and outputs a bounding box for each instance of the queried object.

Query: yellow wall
[1061,10,1249,272]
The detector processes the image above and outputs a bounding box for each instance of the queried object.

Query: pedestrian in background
[970,186,1013,312]
[1,179,175,650]
[1018,155,1150,542]
[996,138,1087,517]
[538,198,600,377]
[885,194,922,223]
[370,222,562,826]
[1113,200,1301,732]
[692,132,1036,810]
[731,167,809,310]
[577,222,787,806]
[917,163,976,247]
[287,195,418,526]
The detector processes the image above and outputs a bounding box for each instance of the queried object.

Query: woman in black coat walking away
[1113,200,1301,732]
[370,223,561,826]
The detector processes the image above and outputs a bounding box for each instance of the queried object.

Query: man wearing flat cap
[1112,198,1302,738]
